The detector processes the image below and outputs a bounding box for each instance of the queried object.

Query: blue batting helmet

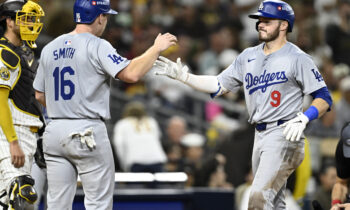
[249,0,295,32]
[74,0,117,24]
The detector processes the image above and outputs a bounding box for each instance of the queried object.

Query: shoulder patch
[0,48,20,69]
[0,66,10,81]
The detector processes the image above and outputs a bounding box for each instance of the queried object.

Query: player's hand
[9,140,25,168]
[330,203,350,210]
[153,33,177,53]
[154,56,189,82]
[338,203,350,210]
[280,112,309,142]
[330,204,341,210]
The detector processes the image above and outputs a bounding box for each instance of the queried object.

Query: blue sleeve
[310,87,333,111]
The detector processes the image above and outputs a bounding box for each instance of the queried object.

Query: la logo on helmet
[258,3,264,10]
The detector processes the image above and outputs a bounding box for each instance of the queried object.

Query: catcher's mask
[0,0,45,48]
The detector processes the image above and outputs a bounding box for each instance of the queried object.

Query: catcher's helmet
[249,0,294,32]
[74,0,117,24]
[0,0,45,48]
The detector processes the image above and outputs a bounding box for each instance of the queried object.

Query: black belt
[50,117,105,122]
[255,120,286,131]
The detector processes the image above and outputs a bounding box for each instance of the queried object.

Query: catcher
[0,0,45,209]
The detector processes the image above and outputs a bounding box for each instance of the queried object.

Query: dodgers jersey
[217,42,326,124]
[33,33,130,120]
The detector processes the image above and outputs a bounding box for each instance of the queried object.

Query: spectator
[180,133,205,186]
[330,122,350,210]
[313,163,337,210]
[335,77,350,133]
[181,133,205,166]
[325,0,350,66]
[162,116,188,172]
[112,101,167,172]
[194,153,233,189]
[163,115,188,146]
[235,167,253,210]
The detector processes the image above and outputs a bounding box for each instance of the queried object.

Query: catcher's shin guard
[9,175,37,210]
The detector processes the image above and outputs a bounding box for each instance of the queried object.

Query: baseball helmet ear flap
[74,0,118,24]
[249,0,295,32]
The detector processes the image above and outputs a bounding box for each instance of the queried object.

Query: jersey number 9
[53,66,75,101]
[270,90,281,107]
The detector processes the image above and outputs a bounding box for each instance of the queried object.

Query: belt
[14,125,39,133]
[255,120,286,131]
[30,126,39,133]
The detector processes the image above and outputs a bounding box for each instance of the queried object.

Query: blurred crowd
[35,0,350,209]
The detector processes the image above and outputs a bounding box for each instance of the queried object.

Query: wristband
[332,199,341,206]
[304,105,319,121]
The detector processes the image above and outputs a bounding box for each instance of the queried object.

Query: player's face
[257,17,282,42]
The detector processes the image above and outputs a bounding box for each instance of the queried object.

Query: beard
[258,28,280,42]
[13,25,22,40]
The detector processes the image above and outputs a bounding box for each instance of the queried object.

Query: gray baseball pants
[249,124,304,210]
[43,119,115,210]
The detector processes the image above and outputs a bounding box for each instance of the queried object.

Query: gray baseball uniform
[33,33,130,210]
[217,42,326,209]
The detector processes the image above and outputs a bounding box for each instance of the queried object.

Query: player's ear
[97,14,103,24]
[6,17,14,29]
[95,14,105,25]
[280,20,288,32]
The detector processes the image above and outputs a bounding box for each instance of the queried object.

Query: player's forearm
[309,98,330,118]
[331,181,348,202]
[0,88,18,142]
[119,46,160,83]
[35,91,46,107]
[184,74,224,94]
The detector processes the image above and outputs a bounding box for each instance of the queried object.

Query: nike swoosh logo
[248,58,256,63]
[27,59,34,67]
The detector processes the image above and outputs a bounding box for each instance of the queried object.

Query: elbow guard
[310,87,333,110]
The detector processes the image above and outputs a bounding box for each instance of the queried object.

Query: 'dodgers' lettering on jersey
[245,70,288,94]
[53,48,76,60]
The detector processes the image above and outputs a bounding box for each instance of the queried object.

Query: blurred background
[33,0,350,209]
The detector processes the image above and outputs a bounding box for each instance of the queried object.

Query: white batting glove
[69,127,96,150]
[280,112,309,142]
[154,56,189,83]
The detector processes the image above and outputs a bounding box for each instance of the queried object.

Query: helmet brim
[106,9,118,15]
[248,12,278,20]
[248,11,292,32]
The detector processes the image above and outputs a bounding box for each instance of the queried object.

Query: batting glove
[154,56,189,83]
[69,127,96,150]
[281,112,309,142]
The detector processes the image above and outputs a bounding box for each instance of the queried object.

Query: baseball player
[154,0,333,209]
[32,0,177,209]
[330,122,350,210]
[0,0,45,209]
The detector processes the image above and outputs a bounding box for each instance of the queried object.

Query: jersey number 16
[53,66,75,101]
